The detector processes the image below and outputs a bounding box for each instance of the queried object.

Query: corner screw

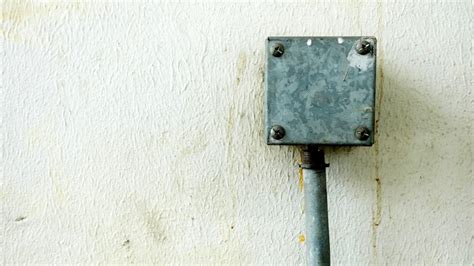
[272,43,285,57]
[355,40,372,55]
[355,126,370,141]
[270,125,285,140]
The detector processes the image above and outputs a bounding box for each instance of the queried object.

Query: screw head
[355,40,372,55]
[272,43,285,57]
[270,125,285,140]
[355,126,370,141]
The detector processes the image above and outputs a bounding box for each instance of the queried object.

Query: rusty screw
[270,125,285,140]
[355,40,372,55]
[272,43,285,57]
[355,126,370,141]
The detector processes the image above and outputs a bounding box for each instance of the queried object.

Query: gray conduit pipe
[302,146,330,265]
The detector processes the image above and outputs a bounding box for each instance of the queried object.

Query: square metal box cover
[265,36,376,145]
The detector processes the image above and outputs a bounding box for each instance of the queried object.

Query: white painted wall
[2,1,472,264]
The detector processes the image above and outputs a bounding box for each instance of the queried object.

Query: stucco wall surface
[2,1,472,264]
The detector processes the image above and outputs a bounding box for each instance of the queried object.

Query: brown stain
[372,0,385,262]
[298,165,304,192]
[236,52,247,86]
[373,177,382,227]
[298,148,304,192]
[221,52,249,237]
[298,234,305,243]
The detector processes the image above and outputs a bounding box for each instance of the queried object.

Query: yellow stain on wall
[1,0,83,41]
[298,166,304,191]
[298,234,305,243]
[298,150,304,191]
[1,0,35,24]
[298,165,304,192]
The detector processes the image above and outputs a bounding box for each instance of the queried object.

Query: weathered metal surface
[303,148,330,265]
[265,37,376,145]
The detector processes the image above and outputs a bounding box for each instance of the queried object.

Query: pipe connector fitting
[301,146,330,170]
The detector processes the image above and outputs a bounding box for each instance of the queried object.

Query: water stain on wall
[1,0,83,41]
[179,131,209,158]
[49,165,67,207]
[143,210,167,245]
[371,0,385,262]
[236,52,247,86]
[2,0,36,24]
[256,60,265,140]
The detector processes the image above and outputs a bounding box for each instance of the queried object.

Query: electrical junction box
[265,36,377,146]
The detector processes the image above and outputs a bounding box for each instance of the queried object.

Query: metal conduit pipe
[302,146,330,265]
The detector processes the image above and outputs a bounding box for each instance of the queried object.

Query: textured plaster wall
[1,1,472,264]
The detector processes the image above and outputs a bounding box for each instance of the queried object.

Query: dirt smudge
[143,210,167,244]
[15,216,26,222]
[236,52,247,86]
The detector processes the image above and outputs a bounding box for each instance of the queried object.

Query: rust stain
[371,176,382,253]
[298,234,305,243]
[296,148,304,192]
[298,166,304,192]
[373,177,382,226]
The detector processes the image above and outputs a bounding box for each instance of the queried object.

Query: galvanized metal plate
[265,36,376,145]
